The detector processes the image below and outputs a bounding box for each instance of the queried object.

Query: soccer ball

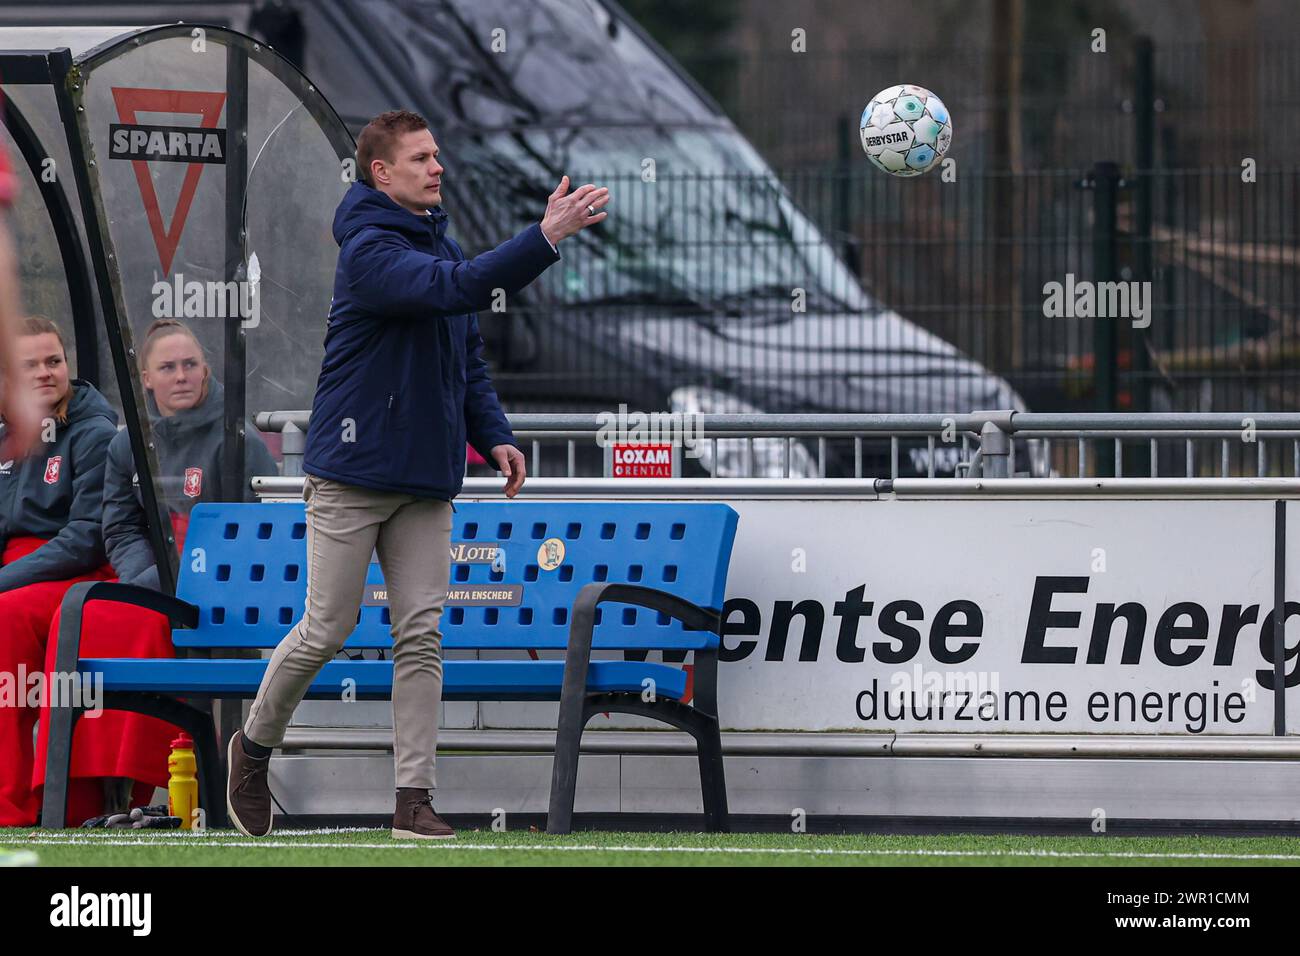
[859,84,952,177]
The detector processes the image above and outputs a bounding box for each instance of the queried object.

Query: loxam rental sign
[707,497,1294,734]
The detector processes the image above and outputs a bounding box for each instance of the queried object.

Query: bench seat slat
[79,658,688,701]
[168,628,716,652]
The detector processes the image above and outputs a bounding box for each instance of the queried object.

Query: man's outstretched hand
[0,376,44,461]
[540,176,609,245]
[491,444,527,498]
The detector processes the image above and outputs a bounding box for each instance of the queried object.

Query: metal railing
[254,409,1300,481]
[279,727,1300,759]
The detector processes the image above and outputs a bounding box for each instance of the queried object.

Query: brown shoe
[226,730,273,837]
[392,789,455,840]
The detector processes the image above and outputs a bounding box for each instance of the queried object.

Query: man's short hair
[356,110,430,185]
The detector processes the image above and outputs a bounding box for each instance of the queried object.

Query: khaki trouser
[244,475,453,789]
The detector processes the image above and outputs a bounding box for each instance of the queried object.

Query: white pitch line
[33,826,382,839]
[7,837,1300,862]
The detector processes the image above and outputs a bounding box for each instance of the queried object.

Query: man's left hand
[491,444,526,497]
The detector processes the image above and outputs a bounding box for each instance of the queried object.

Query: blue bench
[42,500,738,833]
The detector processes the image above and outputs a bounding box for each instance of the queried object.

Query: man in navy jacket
[229,110,609,839]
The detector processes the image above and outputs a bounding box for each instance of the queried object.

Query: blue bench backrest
[174,501,737,652]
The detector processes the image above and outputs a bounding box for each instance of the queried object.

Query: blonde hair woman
[101,318,276,589]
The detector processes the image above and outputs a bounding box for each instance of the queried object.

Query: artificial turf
[4,827,1300,867]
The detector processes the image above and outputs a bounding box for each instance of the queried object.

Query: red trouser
[0,537,179,826]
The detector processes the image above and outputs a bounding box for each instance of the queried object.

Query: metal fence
[457,161,1300,418]
[552,37,1299,420]
[787,163,1300,414]
[254,410,1300,481]
[679,40,1300,172]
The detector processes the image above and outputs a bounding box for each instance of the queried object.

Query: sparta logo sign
[109,125,226,163]
[183,467,203,498]
[109,87,228,275]
[43,456,62,485]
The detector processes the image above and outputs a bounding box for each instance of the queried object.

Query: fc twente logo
[43,456,62,485]
[183,467,203,498]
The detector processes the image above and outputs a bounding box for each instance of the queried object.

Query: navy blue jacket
[0,381,117,592]
[303,182,559,498]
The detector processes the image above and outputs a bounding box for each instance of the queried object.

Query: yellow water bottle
[167,733,199,830]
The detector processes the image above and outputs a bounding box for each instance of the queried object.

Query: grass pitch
[4,827,1300,867]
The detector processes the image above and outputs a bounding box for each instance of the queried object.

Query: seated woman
[101,318,277,587]
[28,318,278,825]
[0,317,128,826]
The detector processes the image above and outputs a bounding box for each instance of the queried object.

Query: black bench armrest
[572,582,721,638]
[560,582,724,717]
[49,581,200,687]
